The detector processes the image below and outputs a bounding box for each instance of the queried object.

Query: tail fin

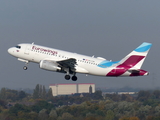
[119,42,152,69]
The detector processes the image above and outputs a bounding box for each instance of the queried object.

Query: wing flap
[57,58,77,71]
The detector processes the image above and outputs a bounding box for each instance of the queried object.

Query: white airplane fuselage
[8,42,152,81]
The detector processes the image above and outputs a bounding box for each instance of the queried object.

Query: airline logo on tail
[98,42,152,77]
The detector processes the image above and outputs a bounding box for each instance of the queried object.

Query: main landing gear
[65,74,77,81]
[64,68,77,81]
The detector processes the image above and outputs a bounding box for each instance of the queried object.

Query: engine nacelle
[39,60,61,71]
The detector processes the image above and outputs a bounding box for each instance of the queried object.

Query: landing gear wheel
[65,75,70,80]
[23,66,28,70]
[72,76,77,81]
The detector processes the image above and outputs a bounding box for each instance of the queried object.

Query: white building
[49,83,95,96]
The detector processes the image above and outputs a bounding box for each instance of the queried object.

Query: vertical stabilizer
[119,42,152,69]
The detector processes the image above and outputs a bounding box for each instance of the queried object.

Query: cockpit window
[15,46,21,49]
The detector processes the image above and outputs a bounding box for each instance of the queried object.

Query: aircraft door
[24,45,31,55]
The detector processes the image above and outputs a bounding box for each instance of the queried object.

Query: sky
[1,0,160,89]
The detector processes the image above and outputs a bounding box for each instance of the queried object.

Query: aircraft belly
[75,66,89,74]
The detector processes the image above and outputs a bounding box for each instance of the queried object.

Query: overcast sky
[1,1,160,89]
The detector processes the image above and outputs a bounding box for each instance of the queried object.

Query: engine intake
[39,60,61,71]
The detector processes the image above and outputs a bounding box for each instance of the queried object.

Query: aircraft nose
[8,48,13,55]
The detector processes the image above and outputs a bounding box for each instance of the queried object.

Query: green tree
[61,112,73,120]
[33,84,40,99]
[39,84,42,98]
[121,94,133,102]
[112,94,121,102]
[29,111,38,120]
[105,110,114,120]
[18,91,27,99]
[153,90,160,99]
[42,85,46,99]
[49,109,58,120]
[84,116,98,120]
[47,88,53,100]
[0,99,7,108]
[33,84,47,99]
[31,100,54,113]
[9,104,30,116]
[155,106,160,116]
[137,90,151,102]
[0,88,6,100]
[7,89,19,101]
[129,117,140,120]
[38,109,48,120]
[93,90,103,100]
[137,105,152,119]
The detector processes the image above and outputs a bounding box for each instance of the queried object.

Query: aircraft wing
[57,58,77,71]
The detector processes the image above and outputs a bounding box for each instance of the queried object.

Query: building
[49,83,95,96]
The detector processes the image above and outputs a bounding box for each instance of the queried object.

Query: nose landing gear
[23,66,28,70]
[23,61,29,70]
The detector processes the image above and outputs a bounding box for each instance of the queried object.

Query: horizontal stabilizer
[128,69,141,73]
[128,69,149,76]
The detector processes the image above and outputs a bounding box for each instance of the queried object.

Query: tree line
[0,85,160,119]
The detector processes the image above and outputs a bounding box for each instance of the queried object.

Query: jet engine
[39,60,61,71]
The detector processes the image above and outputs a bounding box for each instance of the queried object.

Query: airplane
[8,42,152,81]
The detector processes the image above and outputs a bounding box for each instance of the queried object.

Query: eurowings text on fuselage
[8,42,152,81]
